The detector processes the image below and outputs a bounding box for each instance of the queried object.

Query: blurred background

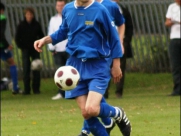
[1,0,173,78]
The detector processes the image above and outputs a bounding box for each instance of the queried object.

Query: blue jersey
[101,0,125,26]
[50,1,123,60]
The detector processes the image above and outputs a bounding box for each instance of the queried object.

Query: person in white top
[165,0,180,96]
[48,0,69,100]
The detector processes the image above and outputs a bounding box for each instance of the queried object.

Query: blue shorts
[65,56,111,99]
[0,49,12,61]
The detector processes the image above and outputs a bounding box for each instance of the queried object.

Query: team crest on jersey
[85,21,94,26]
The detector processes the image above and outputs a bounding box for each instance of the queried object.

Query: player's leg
[1,50,20,94]
[85,58,131,136]
[100,97,115,135]
[97,99,131,136]
[7,57,19,92]
[85,91,131,136]
[78,96,114,136]
[87,91,131,136]
[78,120,90,136]
[76,94,109,136]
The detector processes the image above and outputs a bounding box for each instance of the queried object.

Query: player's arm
[117,24,125,44]
[102,10,123,58]
[101,9,123,82]
[114,3,125,54]
[111,58,122,83]
[117,24,125,54]
[34,36,52,52]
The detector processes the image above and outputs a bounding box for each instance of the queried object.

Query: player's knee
[85,105,99,116]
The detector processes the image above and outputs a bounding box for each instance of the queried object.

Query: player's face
[56,1,65,14]
[77,0,91,6]
[25,11,34,23]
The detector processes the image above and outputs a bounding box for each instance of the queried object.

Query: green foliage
[1,73,180,136]
[129,35,170,73]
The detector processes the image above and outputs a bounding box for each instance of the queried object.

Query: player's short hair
[0,2,5,11]
[24,7,35,16]
[56,0,67,3]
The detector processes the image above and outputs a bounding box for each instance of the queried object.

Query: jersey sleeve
[50,9,68,45]
[114,3,125,26]
[101,8,123,58]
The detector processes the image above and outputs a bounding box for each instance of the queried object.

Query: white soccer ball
[31,59,43,71]
[54,66,80,91]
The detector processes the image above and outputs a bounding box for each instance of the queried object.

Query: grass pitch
[1,73,180,136]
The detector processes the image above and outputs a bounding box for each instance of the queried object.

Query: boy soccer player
[0,2,21,94]
[34,0,131,135]
[78,0,129,135]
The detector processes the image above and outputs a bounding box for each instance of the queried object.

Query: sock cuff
[114,107,119,118]
[103,118,114,128]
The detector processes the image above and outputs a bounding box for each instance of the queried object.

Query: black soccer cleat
[115,107,131,136]
[78,130,89,136]
[104,118,116,135]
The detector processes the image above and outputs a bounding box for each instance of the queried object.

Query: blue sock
[98,102,120,118]
[100,97,112,126]
[81,120,90,134]
[10,65,18,91]
[86,117,108,136]
[101,97,107,103]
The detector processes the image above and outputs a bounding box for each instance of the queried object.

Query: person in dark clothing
[0,2,21,94]
[104,1,134,98]
[15,7,44,95]
[115,2,134,98]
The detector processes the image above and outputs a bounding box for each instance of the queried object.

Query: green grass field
[1,73,180,136]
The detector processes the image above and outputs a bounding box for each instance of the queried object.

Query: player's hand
[34,38,45,52]
[111,66,122,83]
[111,58,122,83]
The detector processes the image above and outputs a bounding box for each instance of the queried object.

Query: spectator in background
[165,0,180,96]
[15,7,44,95]
[48,0,69,100]
[105,0,134,98]
[0,2,21,94]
